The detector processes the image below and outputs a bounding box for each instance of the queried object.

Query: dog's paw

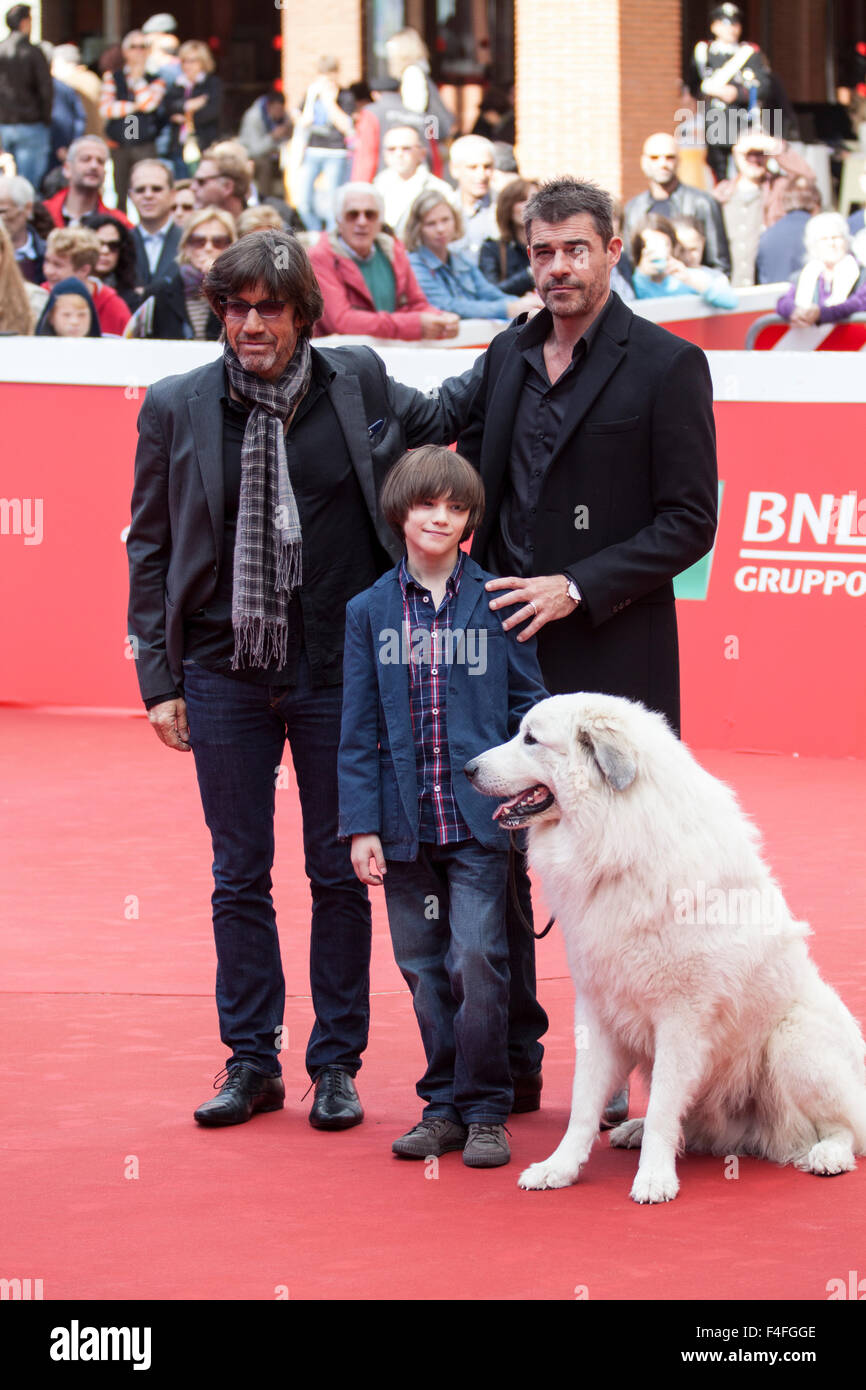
[796,1139,857,1176]
[630,1168,679,1204]
[518,1158,580,1191]
[609,1118,645,1149]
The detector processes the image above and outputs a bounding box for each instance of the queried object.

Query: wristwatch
[564,577,582,607]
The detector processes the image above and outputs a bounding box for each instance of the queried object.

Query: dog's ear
[578,722,637,791]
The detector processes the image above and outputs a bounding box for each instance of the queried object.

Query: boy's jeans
[183,656,371,1079]
[384,839,512,1124]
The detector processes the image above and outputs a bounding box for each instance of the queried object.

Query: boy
[338,446,547,1168]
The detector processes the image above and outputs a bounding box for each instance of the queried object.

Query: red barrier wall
[678,400,866,757]
[2,353,864,755]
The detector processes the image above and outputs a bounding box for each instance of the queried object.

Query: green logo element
[674,480,724,601]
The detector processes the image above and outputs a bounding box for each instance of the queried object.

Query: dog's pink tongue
[493,793,523,821]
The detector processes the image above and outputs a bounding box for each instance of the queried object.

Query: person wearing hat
[686,3,773,184]
[142,13,178,37]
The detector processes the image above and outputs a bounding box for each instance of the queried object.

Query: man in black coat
[127,229,474,1132]
[458,176,718,1118]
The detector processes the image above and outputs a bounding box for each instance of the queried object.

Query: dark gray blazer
[132,220,183,293]
[127,345,477,703]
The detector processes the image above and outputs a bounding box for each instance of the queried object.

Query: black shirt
[184,356,385,686]
[496,294,613,578]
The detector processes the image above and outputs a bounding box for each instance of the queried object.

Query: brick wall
[768,0,828,105]
[620,0,682,201]
[514,0,682,202]
[280,0,363,112]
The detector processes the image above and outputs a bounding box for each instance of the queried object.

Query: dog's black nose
[463,758,478,780]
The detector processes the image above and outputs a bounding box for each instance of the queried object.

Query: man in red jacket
[43,135,133,229]
[308,182,458,340]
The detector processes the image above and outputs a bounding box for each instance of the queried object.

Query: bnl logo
[1,1278,44,1299]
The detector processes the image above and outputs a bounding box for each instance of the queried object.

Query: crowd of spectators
[2,6,866,341]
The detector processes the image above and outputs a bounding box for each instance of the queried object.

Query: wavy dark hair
[81,212,141,307]
[524,177,614,247]
[202,229,323,336]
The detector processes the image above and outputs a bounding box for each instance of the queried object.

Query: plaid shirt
[399,551,473,845]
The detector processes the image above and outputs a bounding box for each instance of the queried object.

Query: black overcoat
[459,293,718,734]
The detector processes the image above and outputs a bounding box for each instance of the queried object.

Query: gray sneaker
[462,1123,511,1168]
[392,1117,468,1159]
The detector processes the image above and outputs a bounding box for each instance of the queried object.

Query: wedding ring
[529,602,537,617]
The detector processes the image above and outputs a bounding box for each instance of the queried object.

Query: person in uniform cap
[142,14,178,35]
[687,3,773,184]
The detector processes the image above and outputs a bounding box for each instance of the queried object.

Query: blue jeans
[0,123,51,190]
[383,839,512,1124]
[183,656,371,1079]
[296,147,348,230]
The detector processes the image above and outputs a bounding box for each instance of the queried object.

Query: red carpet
[1,708,864,1301]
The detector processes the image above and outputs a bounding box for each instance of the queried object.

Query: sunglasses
[99,240,121,251]
[132,184,168,194]
[188,234,231,249]
[220,298,288,320]
[343,208,379,221]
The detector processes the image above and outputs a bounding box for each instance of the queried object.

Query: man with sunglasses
[128,156,181,294]
[127,229,477,1132]
[309,181,458,340]
[622,132,731,277]
[99,30,168,214]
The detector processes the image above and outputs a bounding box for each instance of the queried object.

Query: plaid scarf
[223,337,312,669]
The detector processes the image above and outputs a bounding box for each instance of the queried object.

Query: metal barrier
[745,312,866,350]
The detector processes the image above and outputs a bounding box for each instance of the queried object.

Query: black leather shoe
[600,1083,629,1130]
[194,1065,285,1127]
[511,1071,542,1114]
[309,1067,363,1130]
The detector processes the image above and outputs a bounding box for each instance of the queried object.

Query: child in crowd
[338,446,547,1168]
[36,276,101,337]
[41,226,131,335]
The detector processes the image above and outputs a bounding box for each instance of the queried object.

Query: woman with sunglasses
[82,212,142,311]
[126,205,236,339]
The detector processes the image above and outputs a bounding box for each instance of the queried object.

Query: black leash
[508,832,556,939]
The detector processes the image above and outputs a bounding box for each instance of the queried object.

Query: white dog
[466,693,866,1203]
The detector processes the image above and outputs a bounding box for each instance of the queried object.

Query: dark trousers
[183,655,371,1079]
[506,840,548,1078]
[384,839,512,1123]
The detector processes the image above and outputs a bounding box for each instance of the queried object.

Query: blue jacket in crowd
[409,242,514,319]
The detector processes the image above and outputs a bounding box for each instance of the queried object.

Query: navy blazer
[338,555,548,859]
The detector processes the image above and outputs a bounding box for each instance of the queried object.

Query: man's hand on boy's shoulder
[350,833,387,886]
[485,573,580,641]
